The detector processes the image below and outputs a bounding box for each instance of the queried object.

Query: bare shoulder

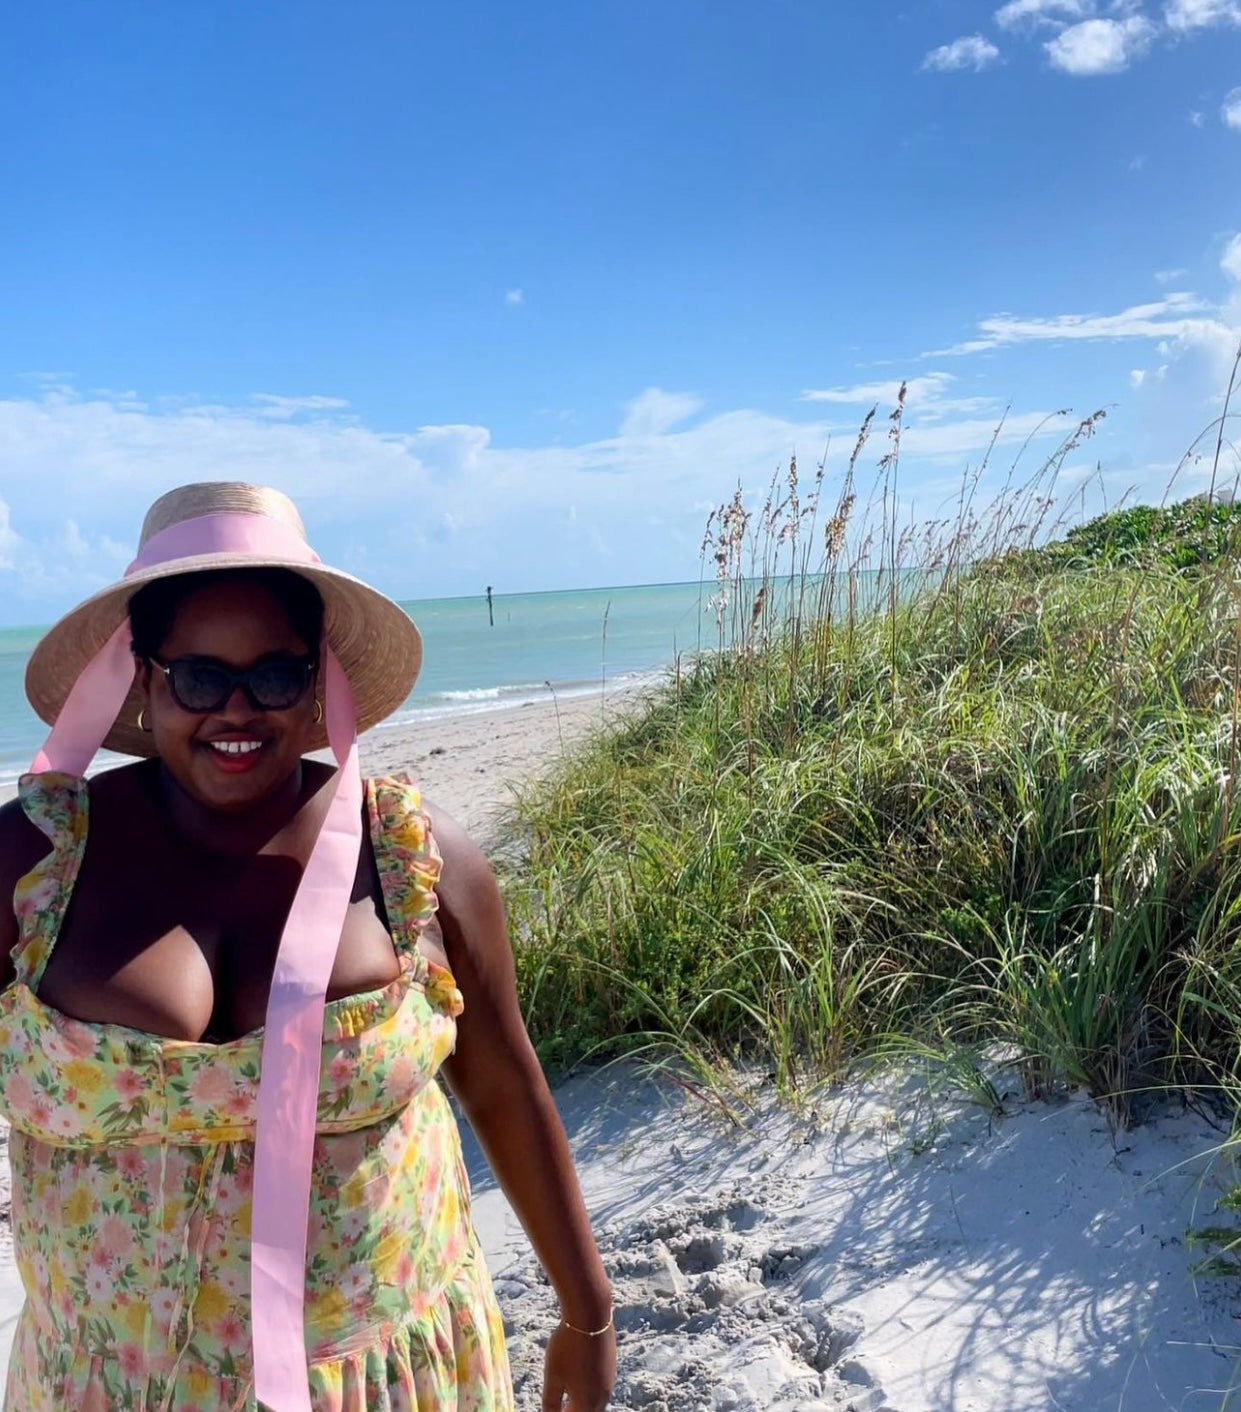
[418,798,510,968]
[419,799,501,909]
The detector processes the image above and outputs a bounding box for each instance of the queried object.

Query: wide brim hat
[25,481,422,758]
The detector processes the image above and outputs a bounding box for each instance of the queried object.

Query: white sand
[0,688,1238,1409]
[470,1069,1237,1411]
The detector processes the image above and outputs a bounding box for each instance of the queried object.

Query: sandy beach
[0,689,1237,1409]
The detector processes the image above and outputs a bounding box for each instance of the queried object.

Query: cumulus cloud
[922,35,1002,71]
[1164,0,1241,30]
[1222,234,1241,282]
[620,388,705,437]
[1045,16,1156,73]
[505,288,525,306]
[1223,87,1241,129]
[994,0,1092,29]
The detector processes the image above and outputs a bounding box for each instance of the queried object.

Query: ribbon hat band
[29,510,361,1412]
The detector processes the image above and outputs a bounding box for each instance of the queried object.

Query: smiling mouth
[206,740,265,756]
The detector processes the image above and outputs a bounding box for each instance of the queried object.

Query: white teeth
[209,741,263,755]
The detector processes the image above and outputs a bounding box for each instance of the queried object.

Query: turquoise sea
[0,582,718,787]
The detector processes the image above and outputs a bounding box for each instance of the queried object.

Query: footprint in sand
[498,1181,897,1412]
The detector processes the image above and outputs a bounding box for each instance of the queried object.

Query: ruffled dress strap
[10,771,90,991]
[366,774,443,959]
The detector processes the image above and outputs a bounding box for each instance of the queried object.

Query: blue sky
[1,0,1239,625]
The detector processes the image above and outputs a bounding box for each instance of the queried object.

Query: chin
[175,745,302,811]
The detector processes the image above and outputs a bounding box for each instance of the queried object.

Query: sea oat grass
[500,391,1241,1135]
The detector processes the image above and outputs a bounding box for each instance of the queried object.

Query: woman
[0,483,615,1411]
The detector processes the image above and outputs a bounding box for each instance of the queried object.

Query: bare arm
[424,801,614,1409]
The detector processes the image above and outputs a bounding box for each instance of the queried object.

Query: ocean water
[0,582,717,787]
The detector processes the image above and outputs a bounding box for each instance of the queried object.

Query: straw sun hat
[25,482,423,759]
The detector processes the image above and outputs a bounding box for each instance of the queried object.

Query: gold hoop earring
[137,708,150,732]
[312,700,324,725]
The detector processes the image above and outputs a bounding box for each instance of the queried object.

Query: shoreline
[0,684,639,838]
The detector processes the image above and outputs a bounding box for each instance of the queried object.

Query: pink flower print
[340,1265,371,1301]
[29,1099,52,1128]
[327,1053,353,1091]
[113,1068,145,1108]
[116,1148,146,1180]
[223,1086,253,1121]
[217,1265,246,1299]
[49,1108,81,1139]
[188,1064,234,1106]
[150,1288,177,1328]
[39,1028,76,1065]
[338,1205,368,1242]
[84,1261,114,1302]
[6,1073,35,1112]
[98,1215,134,1263]
[63,1022,97,1059]
[116,1343,145,1380]
[216,1311,245,1345]
[388,1054,415,1094]
[394,1250,414,1286]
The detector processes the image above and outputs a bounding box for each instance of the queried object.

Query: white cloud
[0,499,21,572]
[1164,0,1241,30]
[620,388,704,437]
[802,374,956,404]
[994,0,1093,29]
[922,35,1002,72]
[1130,369,1147,386]
[1190,109,1206,125]
[0,382,1078,622]
[1045,16,1156,73]
[929,293,1221,355]
[1222,234,1241,282]
[1154,267,1189,283]
[1223,87,1241,129]
[250,394,351,420]
[505,288,524,306]
[800,372,997,419]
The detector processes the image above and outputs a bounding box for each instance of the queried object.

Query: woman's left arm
[424,801,615,1412]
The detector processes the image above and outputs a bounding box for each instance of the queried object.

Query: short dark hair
[128,568,325,660]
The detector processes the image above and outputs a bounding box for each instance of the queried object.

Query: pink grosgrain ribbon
[28,511,360,1412]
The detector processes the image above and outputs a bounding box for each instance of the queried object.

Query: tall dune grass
[500,374,1241,1134]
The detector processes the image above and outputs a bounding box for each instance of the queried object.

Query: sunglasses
[149,654,317,714]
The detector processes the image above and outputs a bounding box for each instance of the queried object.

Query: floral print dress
[0,772,514,1411]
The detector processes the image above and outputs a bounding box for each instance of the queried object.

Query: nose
[217,682,260,720]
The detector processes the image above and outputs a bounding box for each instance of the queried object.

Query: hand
[540,1319,616,1411]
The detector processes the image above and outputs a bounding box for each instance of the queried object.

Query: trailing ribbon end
[29,623,136,779]
[250,649,361,1412]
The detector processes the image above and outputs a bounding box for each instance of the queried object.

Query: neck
[154,760,310,854]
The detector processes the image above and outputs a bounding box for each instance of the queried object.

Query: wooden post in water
[486,585,494,627]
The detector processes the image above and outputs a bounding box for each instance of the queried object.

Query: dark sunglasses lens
[168,661,234,711]
[247,660,311,709]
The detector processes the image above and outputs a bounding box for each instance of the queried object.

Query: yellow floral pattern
[0,772,513,1411]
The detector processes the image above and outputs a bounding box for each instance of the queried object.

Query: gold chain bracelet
[559,1306,614,1337]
